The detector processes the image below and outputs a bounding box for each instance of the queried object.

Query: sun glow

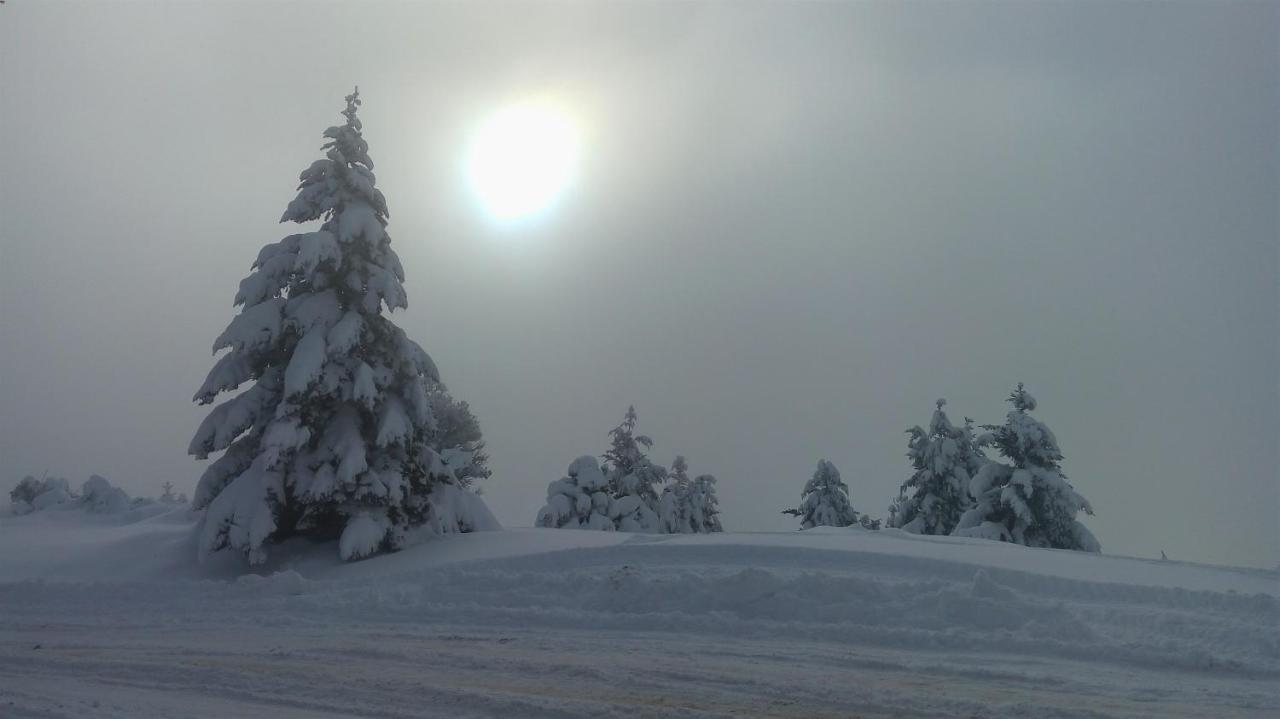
[466,103,579,222]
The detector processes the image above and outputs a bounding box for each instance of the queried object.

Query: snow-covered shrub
[536,456,614,530]
[423,481,501,536]
[783,460,859,529]
[953,384,1099,552]
[890,399,987,536]
[188,89,491,564]
[80,475,132,514]
[9,475,74,515]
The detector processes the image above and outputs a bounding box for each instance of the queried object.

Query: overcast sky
[1,1,1275,568]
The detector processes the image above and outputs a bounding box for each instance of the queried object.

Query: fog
[1,1,1275,568]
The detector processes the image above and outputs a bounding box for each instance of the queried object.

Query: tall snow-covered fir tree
[601,406,666,531]
[890,399,986,536]
[783,459,859,529]
[953,384,1099,552]
[188,89,491,564]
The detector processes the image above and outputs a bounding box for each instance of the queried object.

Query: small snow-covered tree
[953,384,1099,552]
[658,457,723,533]
[602,406,665,531]
[687,473,723,532]
[886,495,903,528]
[783,460,858,529]
[189,89,487,564]
[890,399,986,536]
[536,456,615,530]
[159,481,189,505]
[658,455,693,533]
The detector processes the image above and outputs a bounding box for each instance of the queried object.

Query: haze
[1,1,1275,568]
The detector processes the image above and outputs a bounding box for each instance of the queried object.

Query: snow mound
[235,569,312,597]
[0,517,1275,717]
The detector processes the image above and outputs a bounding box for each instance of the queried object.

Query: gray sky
[1,1,1276,568]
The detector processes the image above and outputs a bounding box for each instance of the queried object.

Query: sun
[466,103,579,222]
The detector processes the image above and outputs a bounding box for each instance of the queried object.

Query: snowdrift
[0,510,1275,717]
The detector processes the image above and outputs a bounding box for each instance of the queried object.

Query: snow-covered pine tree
[601,406,665,532]
[189,88,488,564]
[952,384,1099,552]
[890,399,985,536]
[535,456,615,530]
[783,459,858,529]
[658,455,693,533]
[687,473,723,532]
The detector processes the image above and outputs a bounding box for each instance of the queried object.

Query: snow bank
[0,514,1276,717]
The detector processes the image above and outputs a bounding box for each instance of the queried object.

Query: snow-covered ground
[0,508,1276,718]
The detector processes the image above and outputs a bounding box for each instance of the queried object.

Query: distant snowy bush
[81,475,133,514]
[9,475,74,515]
[7,474,171,518]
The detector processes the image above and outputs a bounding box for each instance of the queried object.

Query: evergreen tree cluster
[177,90,1099,564]
[536,407,723,533]
[776,384,1097,553]
[886,384,1099,552]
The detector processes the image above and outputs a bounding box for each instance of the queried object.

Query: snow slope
[0,509,1276,718]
